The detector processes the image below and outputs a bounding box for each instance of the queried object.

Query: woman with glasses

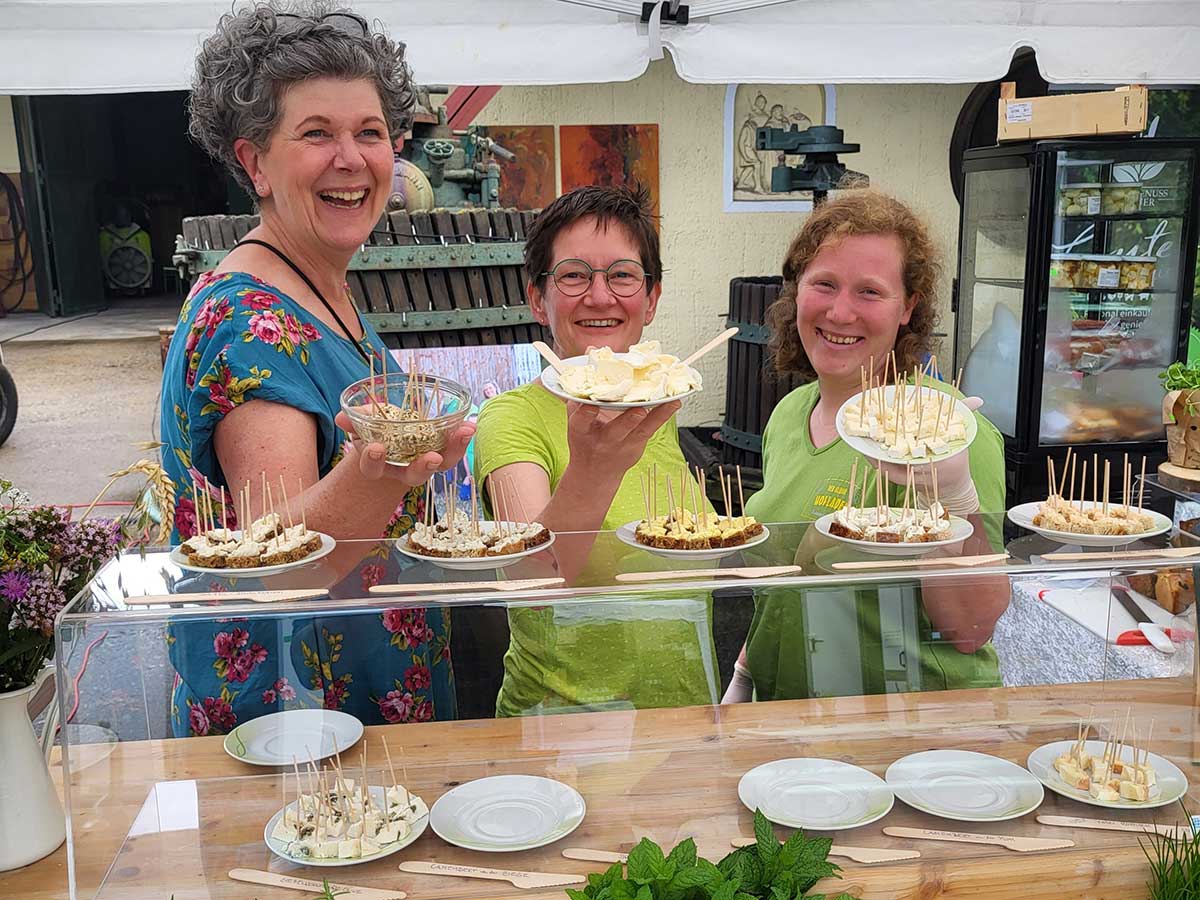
[159,2,471,736]
[473,184,720,717]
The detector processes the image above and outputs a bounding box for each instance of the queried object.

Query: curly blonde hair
[766,190,941,380]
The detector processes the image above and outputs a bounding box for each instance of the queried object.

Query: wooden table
[9,678,1198,899]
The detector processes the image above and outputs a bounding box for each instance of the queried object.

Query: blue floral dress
[159,271,455,737]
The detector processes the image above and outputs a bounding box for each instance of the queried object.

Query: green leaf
[709,881,739,900]
[667,864,711,892]
[610,880,638,900]
[693,858,722,887]
[635,886,654,900]
[666,837,697,870]
[627,837,668,884]
[565,889,590,900]
[753,810,780,863]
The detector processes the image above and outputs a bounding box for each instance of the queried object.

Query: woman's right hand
[564,400,680,483]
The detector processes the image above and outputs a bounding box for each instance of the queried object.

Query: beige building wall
[476,60,972,425]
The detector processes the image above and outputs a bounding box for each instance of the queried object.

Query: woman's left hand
[336,412,475,488]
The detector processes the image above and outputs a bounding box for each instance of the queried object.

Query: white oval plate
[885,749,1043,822]
[814,511,974,557]
[1026,739,1187,810]
[1007,502,1171,547]
[836,385,977,465]
[540,356,700,409]
[738,758,894,831]
[264,785,428,867]
[224,709,363,767]
[396,522,556,571]
[430,774,586,852]
[615,521,770,561]
[170,531,335,577]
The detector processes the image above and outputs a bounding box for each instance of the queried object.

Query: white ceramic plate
[1027,739,1187,810]
[836,384,977,465]
[540,355,701,409]
[1007,502,1171,547]
[814,512,974,558]
[885,749,1044,822]
[224,709,363,767]
[170,531,335,577]
[615,521,770,561]
[429,774,586,852]
[396,522,556,571]
[263,785,428,867]
[738,758,894,831]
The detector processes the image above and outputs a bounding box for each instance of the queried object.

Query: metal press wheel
[103,244,153,292]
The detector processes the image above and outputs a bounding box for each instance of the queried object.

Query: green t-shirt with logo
[744,380,1006,701]
[474,382,719,717]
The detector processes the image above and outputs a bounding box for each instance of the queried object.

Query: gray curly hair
[188,1,416,196]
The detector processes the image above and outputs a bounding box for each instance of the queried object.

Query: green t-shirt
[473,382,719,717]
[744,380,1006,702]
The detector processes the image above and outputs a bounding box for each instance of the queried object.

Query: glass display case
[39,511,1200,900]
[954,138,1200,504]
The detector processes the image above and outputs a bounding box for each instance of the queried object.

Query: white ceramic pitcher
[0,667,66,871]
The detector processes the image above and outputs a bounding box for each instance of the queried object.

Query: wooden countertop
[11,678,1199,899]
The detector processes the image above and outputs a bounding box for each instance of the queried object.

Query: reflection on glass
[958,167,1031,437]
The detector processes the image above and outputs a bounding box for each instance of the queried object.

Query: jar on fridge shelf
[1119,256,1157,291]
[1101,182,1143,215]
[1057,184,1102,216]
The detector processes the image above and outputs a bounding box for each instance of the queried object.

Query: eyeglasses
[542,259,649,298]
[273,11,369,36]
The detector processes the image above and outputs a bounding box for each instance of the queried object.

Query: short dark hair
[523,184,662,294]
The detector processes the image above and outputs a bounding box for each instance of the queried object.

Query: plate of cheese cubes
[1026,721,1187,810]
[837,382,976,465]
[265,778,429,867]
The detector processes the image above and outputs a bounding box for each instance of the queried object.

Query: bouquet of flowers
[0,460,174,693]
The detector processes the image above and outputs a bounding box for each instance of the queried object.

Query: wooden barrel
[719,277,807,475]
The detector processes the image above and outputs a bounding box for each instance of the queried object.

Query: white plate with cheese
[836,384,976,465]
[540,342,702,409]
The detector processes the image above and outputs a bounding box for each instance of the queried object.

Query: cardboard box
[997,82,1148,142]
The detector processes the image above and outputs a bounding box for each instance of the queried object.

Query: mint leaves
[566,810,855,900]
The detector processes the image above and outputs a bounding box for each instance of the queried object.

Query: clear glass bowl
[339,373,470,465]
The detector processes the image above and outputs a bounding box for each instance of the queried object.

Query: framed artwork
[559,124,660,223]
[723,84,837,213]
[476,125,557,210]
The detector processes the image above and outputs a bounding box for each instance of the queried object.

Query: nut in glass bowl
[340,373,471,466]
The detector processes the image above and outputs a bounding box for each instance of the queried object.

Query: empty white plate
[738,758,894,831]
[430,774,586,852]
[1027,739,1187,810]
[886,749,1043,822]
[223,709,363,767]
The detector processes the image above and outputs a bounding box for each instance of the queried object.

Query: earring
[255,183,268,197]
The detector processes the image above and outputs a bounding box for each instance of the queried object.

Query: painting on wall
[723,84,835,213]
[559,124,660,222]
[476,124,557,210]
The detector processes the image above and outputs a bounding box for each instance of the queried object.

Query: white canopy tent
[2,0,1198,94]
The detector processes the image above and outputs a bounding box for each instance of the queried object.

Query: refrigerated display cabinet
[953,138,1200,504]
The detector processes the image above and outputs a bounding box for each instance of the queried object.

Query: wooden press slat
[471,208,514,345]
[181,218,201,250]
[216,217,238,252]
[450,211,496,345]
[410,212,454,333]
[430,211,472,348]
[489,210,529,343]
[355,214,392,315]
[385,211,431,348]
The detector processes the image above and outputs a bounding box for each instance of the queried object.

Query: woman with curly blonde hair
[722,190,1009,704]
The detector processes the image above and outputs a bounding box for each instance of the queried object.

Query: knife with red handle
[1117,628,1192,646]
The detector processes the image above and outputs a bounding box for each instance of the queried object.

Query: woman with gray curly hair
[160,2,470,736]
